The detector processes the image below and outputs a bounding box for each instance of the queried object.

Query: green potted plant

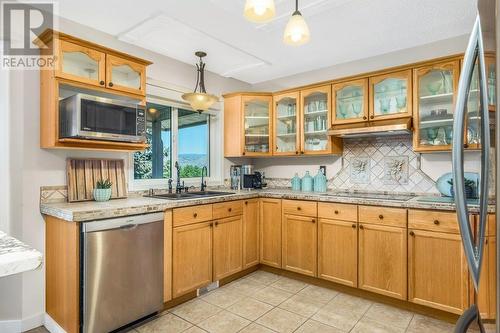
[93,179,113,202]
[447,178,478,199]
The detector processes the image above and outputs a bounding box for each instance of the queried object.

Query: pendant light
[283,0,310,46]
[182,51,219,113]
[244,0,276,23]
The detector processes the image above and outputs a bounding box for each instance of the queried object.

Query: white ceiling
[56,0,477,84]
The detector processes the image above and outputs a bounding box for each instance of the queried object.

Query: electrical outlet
[320,166,326,177]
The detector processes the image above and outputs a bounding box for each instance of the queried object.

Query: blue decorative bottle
[291,173,301,191]
[313,169,327,192]
[301,171,313,192]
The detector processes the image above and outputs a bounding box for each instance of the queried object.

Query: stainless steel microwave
[59,94,146,143]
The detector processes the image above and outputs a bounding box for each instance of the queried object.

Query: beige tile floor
[29,270,496,333]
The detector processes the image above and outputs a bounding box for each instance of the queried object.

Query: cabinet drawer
[359,206,407,227]
[318,202,357,221]
[173,205,213,227]
[213,200,243,219]
[408,209,459,233]
[282,200,317,217]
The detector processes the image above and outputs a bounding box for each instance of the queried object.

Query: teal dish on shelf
[291,173,301,191]
[435,172,479,198]
[313,169,327,192]
[301,171,313,192]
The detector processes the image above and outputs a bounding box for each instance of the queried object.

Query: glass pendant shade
[181,92,218,113]
[283,12,310,46]
[244,0,275,23]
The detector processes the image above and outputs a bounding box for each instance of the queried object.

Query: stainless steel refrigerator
[452,0,498,332]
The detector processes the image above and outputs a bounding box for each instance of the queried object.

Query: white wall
[0,15,251,331]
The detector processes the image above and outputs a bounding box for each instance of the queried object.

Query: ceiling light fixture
[182,51,219,114]
[244,0,276,23]
[283,0,310,46]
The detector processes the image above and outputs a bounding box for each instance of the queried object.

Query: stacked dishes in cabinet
[275,97,297,154]
[417,68,456,147]
[304,93,328,151]
[335,85,364,121]
[372,78,408,117]
[244,99,270,153]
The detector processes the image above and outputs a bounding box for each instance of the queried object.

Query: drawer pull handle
[193,213,198,218]
[228,208,232,212]
[433,220,440,225]
[334,210,339,214]
[351,224,356,229]
[409,231,415,236]
[359,225,364,230]
[245,201,248,205]
[378,214,384,219]
[312,219,316,223]
[297,207,302,211]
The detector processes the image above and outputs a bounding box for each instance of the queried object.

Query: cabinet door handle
[485,239,489,245]
[334,210,339,214]
[378,214,384,220]
[228,208,232,212]
[363,116,367,120]
[370,115,374,119]
[215,221,219,226]
[409,231,415,236]
[242,152,246,156]
[193,213,198,218]
[108,82,114,87]
[245,201,248,205]
[311,219,316,223]
[209,223,213,227]
[295,151,299,155]
[359,224,364,230]
[433,219,440,225]
[297,207,302,211]
[351,224,356,229]
[99,80,105,86]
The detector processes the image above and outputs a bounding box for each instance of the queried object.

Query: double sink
[147,191,235,200]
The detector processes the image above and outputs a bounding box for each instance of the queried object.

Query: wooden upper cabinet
[282,214,317,277]
[106,54,146,96]
[242,95,273,156]
[260,198,282,268]
[57,40,106,87]
[243,199,260,269]
[273,91,300,156]
[332,78,369,125]
[358,223,407,300]
[413,59,460,152]
[408,229,469,314]
[213,215,243,281]
[318,218,358,287]
[369,69,412,121]
[300,85,333,155]
[485,54,496,111]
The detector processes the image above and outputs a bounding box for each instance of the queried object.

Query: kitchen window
[132,100,212,188]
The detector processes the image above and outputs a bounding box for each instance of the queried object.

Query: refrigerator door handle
[452,14,490,292]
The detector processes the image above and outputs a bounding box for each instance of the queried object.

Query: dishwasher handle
[82,212,165,233]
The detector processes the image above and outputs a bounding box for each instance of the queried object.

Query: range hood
[328,117,412,138]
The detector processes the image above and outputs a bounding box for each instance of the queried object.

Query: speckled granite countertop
[40,188,493,222]
[0,231,43,277]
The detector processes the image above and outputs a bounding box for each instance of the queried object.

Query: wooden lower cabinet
[243,199,260,268]
[476,235,496,319]
[282,214,317,276]
[358,223,407,300]
[172,221,213,298]
[260,198,282,268]
[164,210,172,303]
[408,229,469,314]
[318,218,358,287]
[213,215,244,281]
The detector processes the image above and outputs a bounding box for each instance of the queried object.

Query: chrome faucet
[174,161,183,194]
[200,166,208,192]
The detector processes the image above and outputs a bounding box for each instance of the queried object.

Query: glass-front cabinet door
[106,54,146,96]
[56,40,106,87]
[332,79,368,125]
[274,92,300,155]
[413,60,460,152]
[369,70,412,121]
[300,85,331,154]
[242,96,272,156]
[485,54,496,111]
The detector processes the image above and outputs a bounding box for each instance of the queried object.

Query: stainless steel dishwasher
[82,212,164,333]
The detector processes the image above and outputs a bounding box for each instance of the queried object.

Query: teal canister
[313,169,327,192]
[301,171,313,192]
[291,173,301,191]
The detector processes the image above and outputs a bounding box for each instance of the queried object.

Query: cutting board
[67,158,127,202]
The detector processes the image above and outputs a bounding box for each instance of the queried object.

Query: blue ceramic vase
[301,171,313,192]
[313,169,327,192]
[291,173,301,191]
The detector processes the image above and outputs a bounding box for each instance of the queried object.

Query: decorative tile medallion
[350,157,370,184]
[383,156,409,185]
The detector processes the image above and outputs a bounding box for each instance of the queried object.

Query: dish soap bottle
[301,171,313,192]
[291,173,301,191]
[313,169,327,192]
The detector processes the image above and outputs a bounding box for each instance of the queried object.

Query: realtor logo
[1,1,57,69]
